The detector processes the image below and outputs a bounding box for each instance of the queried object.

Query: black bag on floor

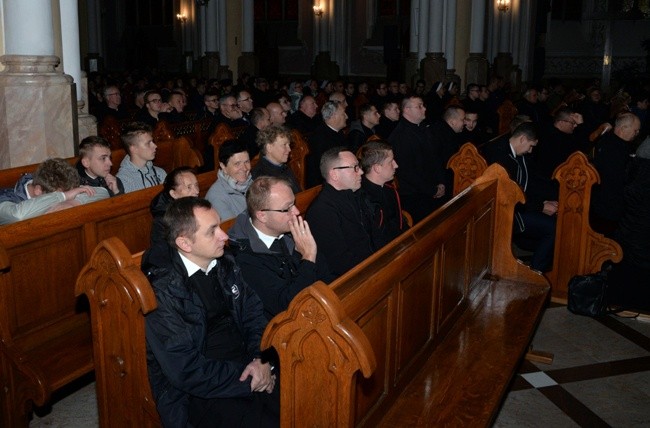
[567,271,608,317]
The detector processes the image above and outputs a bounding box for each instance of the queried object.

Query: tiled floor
[30,305,650,427]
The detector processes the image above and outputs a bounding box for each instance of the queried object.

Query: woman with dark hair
[205,139,253,221]
[149,166,200,245]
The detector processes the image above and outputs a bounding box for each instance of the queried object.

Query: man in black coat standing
[389,96,446,223]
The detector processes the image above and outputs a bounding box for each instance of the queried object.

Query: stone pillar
[85,0,103,72]
[238,0,258,77]
[77,72,97,143]
[60,0,84,147]
[421,1,445,85]
[312,5,339,81]
[0,0,76,168]
[465,0,489,85]
[444,0,460,87]
[417,1,429,62]
[217,0,231,80]
[403,0,420,86]
[494,9,513,83]
[202,0,219,78]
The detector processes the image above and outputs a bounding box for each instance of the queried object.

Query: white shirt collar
[250,218,283,249]
[178,252,217,276]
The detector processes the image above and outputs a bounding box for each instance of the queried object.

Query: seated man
[306,147,377,277]
[484,122,557,272]
[116,122,167,193]
[76,135,124,196]
[158,91,187,123]
[591,112,642,235]
[206,139,253,221]
[228,176,333,320]
[358,141,409,248]
[347,103,380,153]
[96,84,129,125]
[0,158,108,224]
[134,90,163,128]
[252,125,302,193]
[374,101,400,140]
[239,107,271,159]
[142,197,278,428]
[286,95,321,135]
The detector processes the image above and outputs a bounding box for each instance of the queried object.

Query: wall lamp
[313,5,324,17]
[497,0,510,12]
[176,13,188,23]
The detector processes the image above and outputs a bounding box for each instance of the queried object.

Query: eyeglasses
[333,164,361,172]
[147,98,162,104]
[223,104,240,109]
[261,203,296,213]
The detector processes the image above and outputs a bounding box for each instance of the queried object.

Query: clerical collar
[178,252,217,276]
[250,218,283,250]
[508,143,518,158]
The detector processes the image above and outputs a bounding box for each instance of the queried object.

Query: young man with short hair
[116,122,167,193]
[76,136,124,196]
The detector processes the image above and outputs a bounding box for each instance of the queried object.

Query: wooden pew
[447,146,623,302]
[546,151,622,301]
[76,165,550,427]
[497,100,518,135]
[0,137,202,191]
[0,170,217,427]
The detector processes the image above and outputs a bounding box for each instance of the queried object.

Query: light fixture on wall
[497,0,510,12]
[176,13,188,23]
[313,4,324,17]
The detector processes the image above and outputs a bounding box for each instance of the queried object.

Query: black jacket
[142,243,267,428]
[305,123,346,188]
[251,157,302,193]
[359,177,409,248]
[389,118,445,198]
[592,132,631,222]
[305,183,376,277]
[75,161,124,196]
[286,111,321,135]
[149,191,173,246]
[228,213,334,320]
[615,157,650,269]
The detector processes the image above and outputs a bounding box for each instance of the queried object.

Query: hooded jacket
[142,242,267,427]
[116,155,167,193]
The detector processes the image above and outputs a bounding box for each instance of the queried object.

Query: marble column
[85,0,103,72]
[444,0,460,87]
[203,0,220,79]
[417,0,429,62]
[422,1,446,86]
[465,0,489,85]
[217,0,232,80]
[404,0,421,86]
[0,0,76,168]
[494,8,513,83]
[312,3,339,81]
[238,0,258,77]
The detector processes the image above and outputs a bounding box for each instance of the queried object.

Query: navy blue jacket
[142,243,267,427]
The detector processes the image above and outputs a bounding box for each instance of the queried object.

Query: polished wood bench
[447,145,622,302]
[76,165,550,427]
[0,137,202,191]
[0,170,217,427]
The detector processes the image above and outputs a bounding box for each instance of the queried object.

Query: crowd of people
[2,70,649,426]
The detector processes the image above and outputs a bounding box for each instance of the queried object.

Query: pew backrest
[447,142,488,195]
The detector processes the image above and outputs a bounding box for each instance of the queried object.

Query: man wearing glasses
[306,147,377,277]
[213,95,248,128]
[96,84,129,125]
[535,107,588,179]
[228,176,333,320]
[135,90,163,127]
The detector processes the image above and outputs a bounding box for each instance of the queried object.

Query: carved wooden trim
[262,282,376,428]
[447,143,488,196]
[547,151,623,300]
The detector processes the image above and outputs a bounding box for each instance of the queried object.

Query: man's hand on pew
[240,358,275,393]
[543,200,558,216]
[289,215,317,262]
